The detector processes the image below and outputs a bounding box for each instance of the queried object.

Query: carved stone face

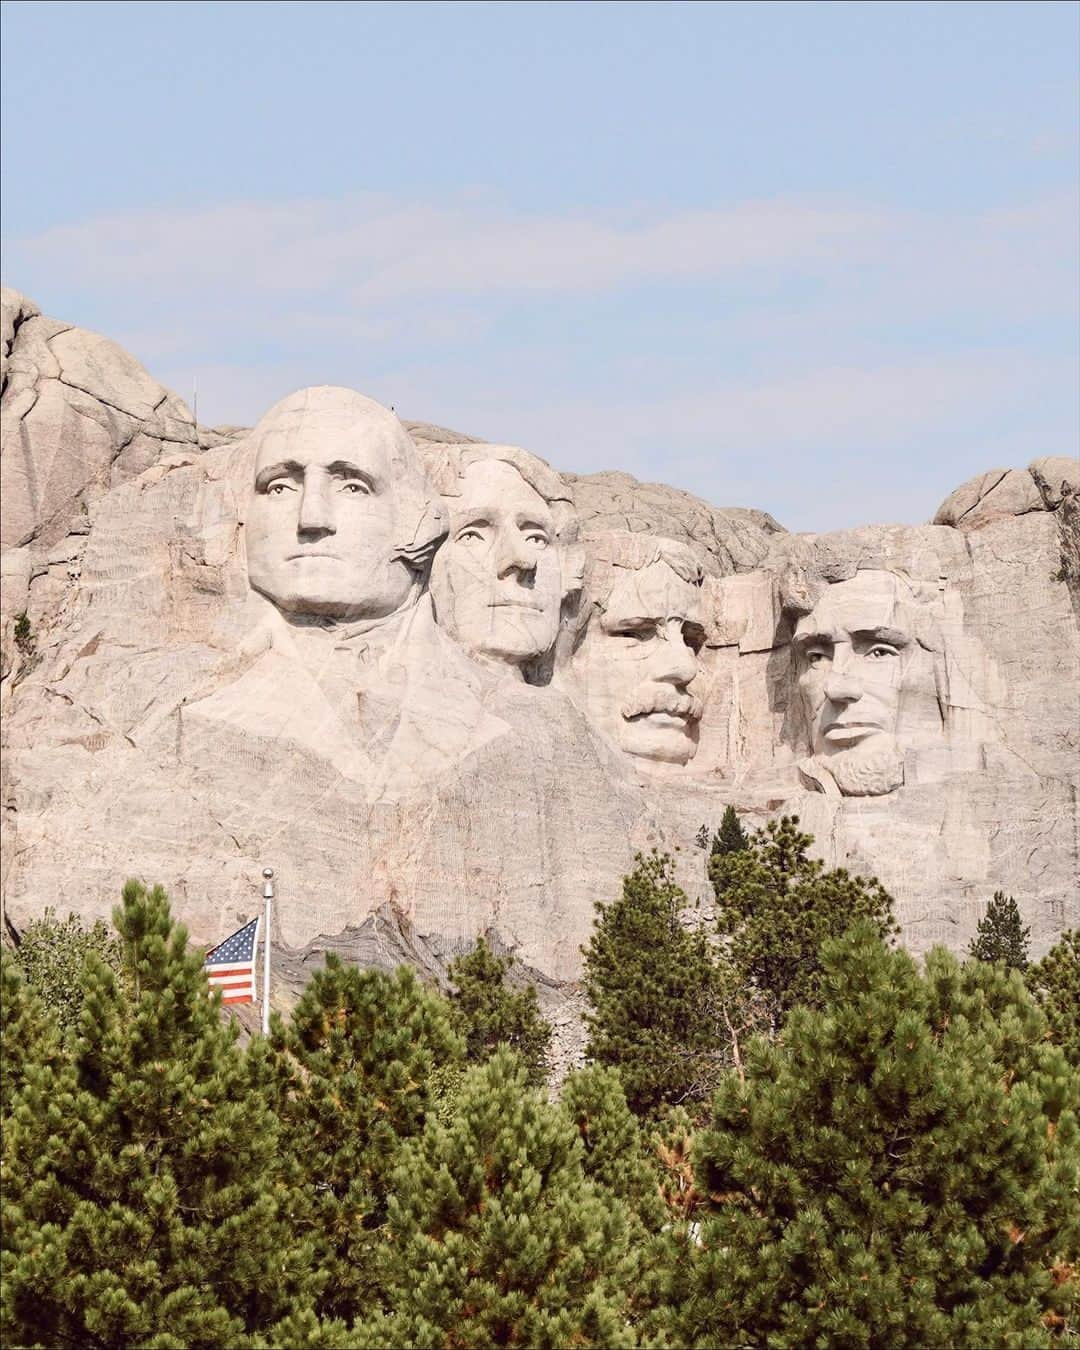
[794,570,940,795]
[430,458,564,670]
[575,560,706,765]
[245,389,424,621]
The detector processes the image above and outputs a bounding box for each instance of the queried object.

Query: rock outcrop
[1,288,200,553]
[2,288,1076,991]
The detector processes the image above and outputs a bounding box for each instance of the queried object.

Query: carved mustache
[622,690,703,722]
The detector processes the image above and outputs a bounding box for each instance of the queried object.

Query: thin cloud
[4,195,887,314]
[4,189,1075,532]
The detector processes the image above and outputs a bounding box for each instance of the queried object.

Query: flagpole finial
[262,866,274,879]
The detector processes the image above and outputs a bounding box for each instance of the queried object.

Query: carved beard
[806,735,905,797]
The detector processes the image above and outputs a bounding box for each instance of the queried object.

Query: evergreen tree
[970,890,1032,971]
[560,1065,700,1344]
[645,1107,711,1343]
[2,880,316,1348]
[711,804,749,856]
[1027,930,1079,1066]
[356,1049,643,1349]
[0,953,63,1119]
[446,937,552,1086]
[269,956,463,1327]
[583,852,745,1118]
[12,906,125,1036]
[560,1064,665,1228]
[682,925,1079,1349]
[649,1107,706,1233]
[710,814,896,1027]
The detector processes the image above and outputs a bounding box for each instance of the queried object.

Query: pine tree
[1027,929,1079,1066]
[709,814,896,1027]
[970,890,1032,971]
[269,956,463,1326]
[1,879,317,1348]
[0,953,63,1119]
[582,852,745,1118]
[446,937,552,1086]
[560,1064,665,1228]
[560,1065,689,1343]
[356,1049,643,1349]
[711,804,749,856]
[682,925,1079,1349]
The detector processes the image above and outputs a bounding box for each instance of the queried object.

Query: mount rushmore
[1,285,1077,987]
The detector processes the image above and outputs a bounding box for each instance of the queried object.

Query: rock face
[565,469,784,576]
[1,288,200,553]
[1,288,1077,987]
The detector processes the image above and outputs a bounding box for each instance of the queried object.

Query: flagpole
[261,867,274,1035]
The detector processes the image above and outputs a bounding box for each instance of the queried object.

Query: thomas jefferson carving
[422,444,582,680]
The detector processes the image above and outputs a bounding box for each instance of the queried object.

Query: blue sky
[2,0,1076,530]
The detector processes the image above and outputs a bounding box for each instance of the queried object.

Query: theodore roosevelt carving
[563,534,707,768]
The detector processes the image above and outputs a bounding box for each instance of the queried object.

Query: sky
[1,0,1076,531]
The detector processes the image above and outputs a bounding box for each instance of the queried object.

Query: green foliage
[1028,930,1080,1066]
[13,610,34,655]
[710,814,897,1027]
[358,1048,643,1349]
[2,879,316,1348]
[269,956,463,1326]
[446,937,552,1086]
[4,860,1073,1345]
[582,852,740,1118]
[0,953,63,1118]
[682,925,1079,1349]
[13,906,125,1034]
[711,804,750,856]
[560,1064,665,1229]
[649,1106,706,1231]
[970,890,1032,971]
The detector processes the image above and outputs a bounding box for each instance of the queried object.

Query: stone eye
[267,482,291,497]
[340,481,368,494]
[684,625,706,654]
[867,644,898,660]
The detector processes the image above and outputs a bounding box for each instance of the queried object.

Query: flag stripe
[204,916,261,1006]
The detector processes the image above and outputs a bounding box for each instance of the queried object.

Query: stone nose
[650,623,698,686]
[297,471,336,536]
[824,671,863,704]
[494,530,535,580]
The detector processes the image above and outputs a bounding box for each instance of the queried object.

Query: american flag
[204,916,260,1004]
